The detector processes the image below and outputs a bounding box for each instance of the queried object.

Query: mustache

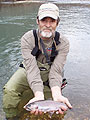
[41,27,52,31]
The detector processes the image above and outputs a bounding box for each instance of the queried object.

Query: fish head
[25,103,38,111]
[30,104,38,110]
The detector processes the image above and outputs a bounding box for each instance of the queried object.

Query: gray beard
[40,31,53,38]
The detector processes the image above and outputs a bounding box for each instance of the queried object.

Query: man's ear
[56,21,58,26]
[36,17,39,24]
[57,18,60,26]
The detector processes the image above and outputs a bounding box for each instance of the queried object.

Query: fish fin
[48,111,54,118]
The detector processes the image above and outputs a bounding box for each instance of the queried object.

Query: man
[3,3,72,120]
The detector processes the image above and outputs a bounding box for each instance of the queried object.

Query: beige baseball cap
[38,3,60,20]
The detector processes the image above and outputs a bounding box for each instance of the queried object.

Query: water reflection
[0,1,90,120]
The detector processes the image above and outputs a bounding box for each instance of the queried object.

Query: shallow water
[0,1,90,120]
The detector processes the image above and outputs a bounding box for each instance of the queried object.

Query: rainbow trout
[24,100,67,113]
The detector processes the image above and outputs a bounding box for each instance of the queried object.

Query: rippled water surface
[0,1,90,120]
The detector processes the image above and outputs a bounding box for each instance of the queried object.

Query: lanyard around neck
[40,38,51,64]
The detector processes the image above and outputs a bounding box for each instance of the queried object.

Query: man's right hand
[24,91,44,115]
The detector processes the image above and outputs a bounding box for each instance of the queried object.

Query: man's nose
[46,21,51,27]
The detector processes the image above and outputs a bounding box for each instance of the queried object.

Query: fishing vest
[31,29,60,87]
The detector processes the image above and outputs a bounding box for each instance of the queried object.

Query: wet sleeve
[21,33,43,94]
[49,36,69,89]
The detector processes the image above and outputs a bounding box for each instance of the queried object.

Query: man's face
[37,17,58,39]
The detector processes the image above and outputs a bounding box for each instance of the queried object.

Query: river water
[0,0,90,120]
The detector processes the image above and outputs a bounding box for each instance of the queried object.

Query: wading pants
[3,67,52,118]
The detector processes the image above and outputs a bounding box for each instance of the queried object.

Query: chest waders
[30,29,67,99]
[31,30,67,90]
[20,29,61,100]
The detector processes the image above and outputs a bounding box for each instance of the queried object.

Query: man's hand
[24,91,44,115]
[51,86,72,114]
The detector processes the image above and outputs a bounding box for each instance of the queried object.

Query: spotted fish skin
[24,100,67,112]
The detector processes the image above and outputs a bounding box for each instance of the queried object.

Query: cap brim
[39,13,58,20]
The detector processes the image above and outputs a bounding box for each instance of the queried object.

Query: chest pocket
[37,61,50,82]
